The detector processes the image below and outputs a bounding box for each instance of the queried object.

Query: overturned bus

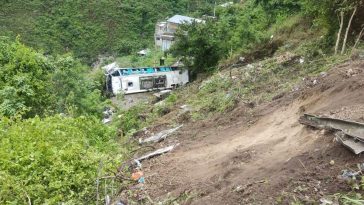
[105,65,189,95]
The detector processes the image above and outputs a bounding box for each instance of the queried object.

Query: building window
[128,82,133,87]
[156,37,161,40]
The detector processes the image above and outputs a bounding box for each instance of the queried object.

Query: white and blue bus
[105,64,189,95]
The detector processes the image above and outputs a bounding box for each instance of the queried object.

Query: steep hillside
[141,59,364,204]
[2,0,364,204]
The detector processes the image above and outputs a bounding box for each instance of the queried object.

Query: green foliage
[171,0,295,74]
[117,48,175,67]
[116,103,149,136]
[0,0,226,62]
[171,21,228,75]
[187,75,237,118]
[0,39,106,118]
[0,115,123,204]
[0,39,52,117]
[50,55,106,117]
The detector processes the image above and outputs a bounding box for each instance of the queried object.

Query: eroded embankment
[131,60,364,204]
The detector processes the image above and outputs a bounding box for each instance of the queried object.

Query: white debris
[319,198,333,205]
[140,125,183,144]
[299,57,305,64]
[135,144,179,162]
[102,118,112,124]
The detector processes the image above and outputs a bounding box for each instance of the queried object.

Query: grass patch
[116,48,176,68]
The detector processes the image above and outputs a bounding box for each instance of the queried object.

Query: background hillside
[0,0,234,62]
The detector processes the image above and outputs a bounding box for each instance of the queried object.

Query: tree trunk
[335,11,344,55]
[353,26,364,49]
[341,6,357,54]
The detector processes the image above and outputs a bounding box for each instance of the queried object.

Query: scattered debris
[131,171,144,181]
[138,177,145,184]
[153,90,172,100]
[102,118,112,124]
[180,105,191,112]
[335,132,364,154]
[337,169,360,181]
[299,57,305,64]
[320,72,328,78]
[329,160,335,166]
[102,107,114,124]
[234,185,244,193]
[299,114,364,154]
[239,56,245,63]
[319,198,334,205]
[139,125,183,144]
[233,180,267,194]
[135,144,179,162]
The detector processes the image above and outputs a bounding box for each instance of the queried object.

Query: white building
[155,15,204,51]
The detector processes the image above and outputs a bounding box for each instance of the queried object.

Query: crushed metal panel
[300,114,364,141]
[335,132,364,154]
[300,114,364,155]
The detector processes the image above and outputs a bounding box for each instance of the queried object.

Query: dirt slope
[141,60,364,204]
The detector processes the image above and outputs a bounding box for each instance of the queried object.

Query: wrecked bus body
[105,63,189,95]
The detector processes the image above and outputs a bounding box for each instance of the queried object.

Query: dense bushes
[171,0,364,74]
[0,115,122,204]
[0,39,105,118]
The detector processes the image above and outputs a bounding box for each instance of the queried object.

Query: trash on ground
[153,90,172,100]
[180,104,192,112]
[299,114,364,154]
[319,198,333,205]
[131,171,144,181]
[102,118,112,124]
[138,176,145,184]
[337,169,361,181]
[329,160,335,166]
[135,144,179,162]
[140,125,183,144]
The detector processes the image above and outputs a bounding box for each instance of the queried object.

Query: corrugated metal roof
[167,15,202,24]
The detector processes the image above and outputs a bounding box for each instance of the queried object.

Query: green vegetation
[116,48,175,68]
[0,0,232,63]
[0,38,105,118]
[0,115,126,204]
[171,0,364,74]
[0,39,125,204]
[1,0,364,204]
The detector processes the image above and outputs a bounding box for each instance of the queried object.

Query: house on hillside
[155,15,204,51]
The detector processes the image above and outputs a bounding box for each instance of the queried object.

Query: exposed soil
[130,60,364,204]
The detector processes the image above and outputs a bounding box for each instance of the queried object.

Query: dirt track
[139,60,364,204]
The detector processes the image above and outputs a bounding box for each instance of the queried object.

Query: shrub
[0,115,122,204]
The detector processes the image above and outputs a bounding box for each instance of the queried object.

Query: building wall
[162,39,173,51]
[155,21,180,51]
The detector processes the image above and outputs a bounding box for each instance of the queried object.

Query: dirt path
[140,60,364,204]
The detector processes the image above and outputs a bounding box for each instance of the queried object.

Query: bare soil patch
[136,60,364,204]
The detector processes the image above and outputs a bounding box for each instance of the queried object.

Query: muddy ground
[126,60,364,204]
